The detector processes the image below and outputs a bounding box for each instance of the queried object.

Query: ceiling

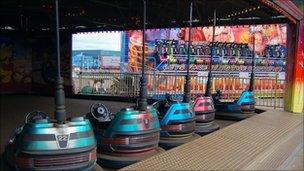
[0,0,291,33]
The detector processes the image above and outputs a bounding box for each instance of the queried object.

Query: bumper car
[193,95,219,136]
[152,94,199,150]
[190,9,219,136]
[193,51,220,135]
[4,1,97,170]
[212,25,257,121]
[212,90,255,120]
[86,1,163,169]
[87,103,163,169]
[5,111,96,171]
[81,85,93,94]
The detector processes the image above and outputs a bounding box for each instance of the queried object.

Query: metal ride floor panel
[121,109,303,170]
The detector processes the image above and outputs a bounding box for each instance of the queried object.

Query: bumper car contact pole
[138,0,147,111]
[249,26,255,92]
[54,0,66,123]
[183,1,193,103]
[205,10,216,97]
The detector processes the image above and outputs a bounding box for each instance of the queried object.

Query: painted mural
[0,36,32,92]
[127,24,287,73]
[0,34,71,94]
[121,24,287,97]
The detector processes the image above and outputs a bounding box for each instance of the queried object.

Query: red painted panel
[294,20,304,83]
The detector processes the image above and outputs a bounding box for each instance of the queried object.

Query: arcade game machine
[193,10,220,136]
[213,25,256,121]
[86,0,163,169]
[152,1,200,150]
[4,1,97,170]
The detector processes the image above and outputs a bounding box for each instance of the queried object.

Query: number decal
[57,135,69,141]
[57,134,69,148]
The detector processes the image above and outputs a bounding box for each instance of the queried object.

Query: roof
[0,0,302,32]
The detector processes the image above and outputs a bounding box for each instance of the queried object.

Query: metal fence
[73,71,285,108]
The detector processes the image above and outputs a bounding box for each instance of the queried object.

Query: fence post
[153,71,156,97]
[227,74,230,100]
[80,55,83,94]
[274,73,278,109]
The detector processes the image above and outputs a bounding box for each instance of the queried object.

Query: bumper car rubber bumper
[97,147,164,169]
[215,111,255,121]
[159,133,200,150]
[4,147,96,171]
[195,121,220,136]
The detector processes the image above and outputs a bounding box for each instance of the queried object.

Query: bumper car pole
[182,2,193,103]
[205,10,216,97]
[158,1,200,150]
[249,27,255,92]
[193,9,220,136]
[54,0,66,123]
[138,0,148,111]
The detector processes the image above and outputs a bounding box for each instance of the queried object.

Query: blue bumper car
[153,95,200,150]
[87,103,163,169]
[213,90,256,120]
[5,111,97,171]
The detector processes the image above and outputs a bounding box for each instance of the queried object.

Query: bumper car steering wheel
[25,111,48,124]
[90,103,111,122]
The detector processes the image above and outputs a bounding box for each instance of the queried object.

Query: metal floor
[122,109,303,170]
[1,95,302,170]
[0,95,235,170]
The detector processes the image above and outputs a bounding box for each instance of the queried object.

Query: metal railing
[73,71,285,108]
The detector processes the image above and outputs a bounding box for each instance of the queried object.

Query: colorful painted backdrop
[126,24,287,72]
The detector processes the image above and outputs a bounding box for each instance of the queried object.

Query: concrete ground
[0,95,236,170]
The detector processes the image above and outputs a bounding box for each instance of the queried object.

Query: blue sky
[72,31,121,51]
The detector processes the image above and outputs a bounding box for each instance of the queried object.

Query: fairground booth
[0,0,303,171]
[1,0,302,113]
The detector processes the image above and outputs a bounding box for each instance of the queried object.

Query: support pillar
[284,20,304,114]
